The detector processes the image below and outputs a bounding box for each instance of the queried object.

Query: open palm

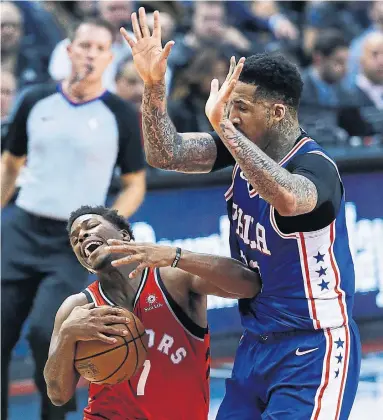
[206,57,245,130]
[120,7,174,84]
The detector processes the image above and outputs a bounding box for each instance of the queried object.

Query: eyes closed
[71,221,101,246]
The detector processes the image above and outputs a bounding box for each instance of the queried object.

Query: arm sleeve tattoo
[217,120,318,216]
[142,81,218,173]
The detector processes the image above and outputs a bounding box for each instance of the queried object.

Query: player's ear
[120,229,131,242]
[273,103,286,122]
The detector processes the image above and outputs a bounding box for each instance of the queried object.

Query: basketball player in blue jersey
[121,8,361,419]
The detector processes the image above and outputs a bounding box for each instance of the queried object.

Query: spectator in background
[1,1,50,90]
[49,0,135,92]
[1,71,17,121]
[1,71,25,215]
[350,31,383,108]
[1,71,17,155]
[146,10,176,45]
[112,57,147,198]
[299,30,350,146]
[169,47,229,133]
[1,17,145,420]
[303,1,368,58]
[15,0,65,56]
[229,1,300,62]
[179,1,299,42]
[249,1,299,41]
[39,0,98,40]
[72,0,99,19]
[340,31,383,140]
[38,1,80,40]
[301,30,349,107]
[167,1,252,93]
[115,57,144,111]
[346,0,383,87]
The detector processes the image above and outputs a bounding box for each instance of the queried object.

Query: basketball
[74,307,149,385]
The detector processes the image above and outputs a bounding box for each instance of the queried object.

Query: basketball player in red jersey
[44,205,261,420]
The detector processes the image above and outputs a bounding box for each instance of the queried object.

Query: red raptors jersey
[82,268,210,420]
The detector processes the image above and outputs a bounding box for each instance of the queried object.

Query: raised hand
[120,7,174,84]
[61,304,131,344]
[205,56,245,130]
[105,240,176,278]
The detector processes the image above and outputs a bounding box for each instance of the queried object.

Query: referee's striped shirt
[3,83,144,220]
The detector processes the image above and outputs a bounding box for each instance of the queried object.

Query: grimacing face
[67,23,113,83]
[70,214,131,272]
[228,81,286,150]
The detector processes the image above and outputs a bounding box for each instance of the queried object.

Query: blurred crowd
[1,0,383,149]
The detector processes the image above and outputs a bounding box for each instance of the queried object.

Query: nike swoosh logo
[295,347,319,356]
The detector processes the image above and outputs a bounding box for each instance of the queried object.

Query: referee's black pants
[1,206,89,420]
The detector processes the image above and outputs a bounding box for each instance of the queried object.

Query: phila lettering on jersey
[224,133,355,336]
[82,268,210,420]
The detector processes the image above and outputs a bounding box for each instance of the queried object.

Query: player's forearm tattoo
[142,81,217,173]
[141,81,179,167]
[218,120,317,215]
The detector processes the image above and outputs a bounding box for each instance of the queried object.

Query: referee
[1,18,145,420]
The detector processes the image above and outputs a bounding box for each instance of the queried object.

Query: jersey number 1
[137,360,151,395]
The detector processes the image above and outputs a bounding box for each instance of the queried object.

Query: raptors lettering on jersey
[82,268,210,420]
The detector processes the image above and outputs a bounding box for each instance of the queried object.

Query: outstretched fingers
[152,10,161,38]
[131,12,143,40]
[106,245,136,255]
[161,40,175,60]
[138,7,150,37]
[229,57,245,83]
[129,263,148,279]
[120,27,136,49]
[210,78,220,96]
[111,253,146,268]
[107,239,128,246]
[225,56,236,83]
[221,79,238,102]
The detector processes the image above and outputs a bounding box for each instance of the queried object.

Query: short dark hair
[67,205,134,240]
[313,30,349,57]
[69,17,115,42]
[239,53,303,109]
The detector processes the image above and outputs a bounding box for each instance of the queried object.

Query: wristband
[171,247,182,268]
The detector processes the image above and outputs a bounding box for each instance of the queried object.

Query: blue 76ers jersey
[225,135,355,334]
